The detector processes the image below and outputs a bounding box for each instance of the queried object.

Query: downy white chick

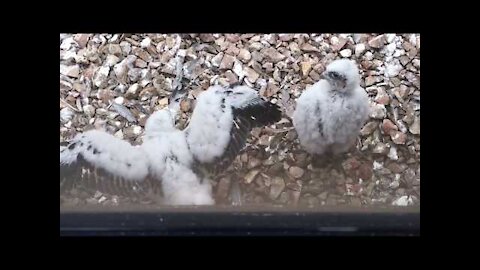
[292,59,370,166]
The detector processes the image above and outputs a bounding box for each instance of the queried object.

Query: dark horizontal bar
[60,207,420,236]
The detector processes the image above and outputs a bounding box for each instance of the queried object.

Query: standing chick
[292,59,369,167]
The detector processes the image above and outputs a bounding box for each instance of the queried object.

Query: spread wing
[60,130,161,197]
[215,96,282,173]
[186,86,282,175]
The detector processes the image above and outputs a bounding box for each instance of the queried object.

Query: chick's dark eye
[330,72,339,78]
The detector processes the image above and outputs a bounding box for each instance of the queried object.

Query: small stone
[158,97,168,107]
[114,130,124,139]
[339,49,352,57]
[105,55,120,66]
[132,125,142,135]
[264,82,280,97]
[374,88,390,105]
[353,34,369,44]
[399,55,411,66]
[244,170,260,184]
[373,142,389,155]
[114,96,124,105]
[289,42,301,54]
[396,188,406,196]
[220,54,235,70]
[389,179,400,189]
[408,47,418,58]
[225,34,240,43]
[60,64,80,78]
[73,34,91,48]
[120,41,132,55]
[94,66,110,88]
[409,117,420,135]
[300,61,312,77]
[355,43,366,56]
[211,52,224,67]
[369,102,387,119]
[368,35,386,49]
[258,134,270,146]
[82,105,95,118]
[199,34,215,42]
[248,157,262,169]
[107,44,122,56]
[412,59,420,68]
[309,70,321,81]
[138,114,148,127]
[394,85,409,101]
[342,157,361,173]
[249,42,263,51]
[124,125,142,139]
[237,49,251,63]
[385,62,403,78]
[365,76,377,86]
[133,48,152,62]
[225,44,240,56]
[390,130,407,145]
[97,89,114,102]
[288,166,305,179]
[128,68,143,82]
[386,163,407,174]
[388,146,398,160]
[270,177,286,200]
[60,37,77,50]
[134,36,149,48]
[360,121,378,136]
[358,162,373,180]
[330,36,348,51]
[180,99,191,112]
[262,47,285,63]
[250,51,263,62]
[135,59,147,68]
[279,34,294,41]
[262,62,274,73]
[361,60,373,70]
[60,107,75,122]
[300,43,319,52]
[125,83,141,98]
[244,67,259,83]
[232,59,244,78]
[392,195,413,206]
[224,71,238,84]
[382,119,398,135]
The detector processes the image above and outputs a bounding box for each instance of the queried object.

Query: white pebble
[409,34,417,46]
[386,34,396,43]
[392,196,413,206]
[60,107,75,122]
[60,37,76,50]
[133,125,142,135]
[373,161,383,170]
[140,37,151,48]
[365,51,374,61]
[355,43,366,56]
[114,130,124,139]
[388,146,398,160]
[114,96,124,105]
[340,49,352,57]
[393,49,405,57]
